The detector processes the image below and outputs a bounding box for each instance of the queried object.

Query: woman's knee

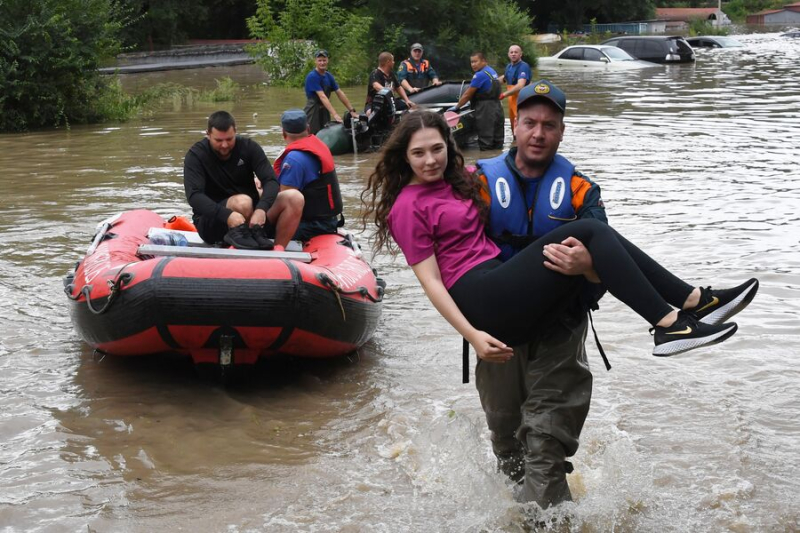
[569,218,610,241]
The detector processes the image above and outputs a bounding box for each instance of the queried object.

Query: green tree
[117,0,257,49]
[525,0,655,31]
[365,0,535,77]
[246,0,373,86]
[0,0,127,131]
[721,0,786,22]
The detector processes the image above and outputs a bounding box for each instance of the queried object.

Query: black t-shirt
[366,68,399,106]
[183,135,278,224]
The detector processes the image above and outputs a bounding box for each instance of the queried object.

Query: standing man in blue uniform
[273,109,344,243]
[474,80,607,507]
[397,43,442,94]
[450,52,504,150]
[303,50,359,135]
[499,44,532,138]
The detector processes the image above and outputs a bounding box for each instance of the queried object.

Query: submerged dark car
[686,36,745,48]
[601,36,695,64]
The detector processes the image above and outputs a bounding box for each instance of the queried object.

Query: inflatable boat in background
[318,82,479,155]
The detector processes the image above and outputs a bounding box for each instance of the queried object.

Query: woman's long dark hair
[360,111,488,255]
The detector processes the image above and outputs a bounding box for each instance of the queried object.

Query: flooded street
[1,32,799,531]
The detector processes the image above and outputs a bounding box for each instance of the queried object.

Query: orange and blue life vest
[400,59,434,89]
[402,58,430,74]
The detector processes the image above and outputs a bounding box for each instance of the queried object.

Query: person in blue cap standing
[450,51,504,150]
[272,109,344,245]
[303,50,359,134]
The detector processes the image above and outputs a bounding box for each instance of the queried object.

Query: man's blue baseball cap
[281,109,308,134]
[516,79,567,114]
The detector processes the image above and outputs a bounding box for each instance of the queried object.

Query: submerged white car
[537,45,660,70]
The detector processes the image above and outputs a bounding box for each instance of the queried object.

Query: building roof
[655,8,720,21]
[749,8,786,16]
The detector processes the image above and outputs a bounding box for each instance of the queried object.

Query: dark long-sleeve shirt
[183,136,278,225]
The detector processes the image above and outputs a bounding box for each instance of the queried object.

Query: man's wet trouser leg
[476,313,592,508]
[473,99,505,150]
[304,98,330,135]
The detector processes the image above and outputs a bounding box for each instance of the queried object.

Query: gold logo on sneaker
[666,327,693,335]
[695,296,719,313]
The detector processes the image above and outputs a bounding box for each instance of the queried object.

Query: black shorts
[193,199,275,245]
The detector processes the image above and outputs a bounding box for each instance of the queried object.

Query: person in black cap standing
[472,79,605,507]
[183,110,303,250]
[303,50,359,134]
[272,109,344,244]
[398,43,441,94]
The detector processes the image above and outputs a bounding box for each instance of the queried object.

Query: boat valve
[219,335,234,368]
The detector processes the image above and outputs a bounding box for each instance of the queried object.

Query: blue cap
[516,79,567,114]
[315,49,329,58]
[281,109,308,134]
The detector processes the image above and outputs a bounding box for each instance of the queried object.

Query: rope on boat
[317,272,385,321]
[65,263,135,315]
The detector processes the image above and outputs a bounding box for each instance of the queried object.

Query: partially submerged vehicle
[686,36,745,48]
[537,45,661,70]
[601,35,696,64]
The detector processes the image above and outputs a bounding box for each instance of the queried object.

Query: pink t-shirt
[387,179,500,289]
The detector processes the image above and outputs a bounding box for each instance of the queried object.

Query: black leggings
[449,219,694,347]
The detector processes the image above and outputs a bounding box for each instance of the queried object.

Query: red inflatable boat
[64,210,384,367]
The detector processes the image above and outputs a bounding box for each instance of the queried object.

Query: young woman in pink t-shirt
[361,111,756,360]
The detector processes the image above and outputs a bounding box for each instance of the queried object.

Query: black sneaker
[652,311,738,357]
[690,278,759,325]
[223,223,259,250]
[250,224,274,250]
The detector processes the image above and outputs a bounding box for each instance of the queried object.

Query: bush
[0,0,128,131]
[688,19,729,36]
[198,77,241,102]
[366,0,536,78]
[246,0,373,87]
[94,77,199,121]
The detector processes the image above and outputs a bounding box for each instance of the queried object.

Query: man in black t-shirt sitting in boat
[183,111,302,251]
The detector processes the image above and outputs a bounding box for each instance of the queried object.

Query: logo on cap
[534,83,551,95]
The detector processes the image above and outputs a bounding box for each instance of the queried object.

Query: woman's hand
[469,331,514,363]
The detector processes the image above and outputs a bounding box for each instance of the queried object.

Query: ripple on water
[0,32,799,532]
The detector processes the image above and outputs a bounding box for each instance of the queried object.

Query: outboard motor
[342,111,370,153]
[369,87,397,132]
[364,87,398,150]
[343,111,369,136]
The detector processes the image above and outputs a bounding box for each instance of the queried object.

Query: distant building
[654,8,732,32]
[746,2,800,25]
